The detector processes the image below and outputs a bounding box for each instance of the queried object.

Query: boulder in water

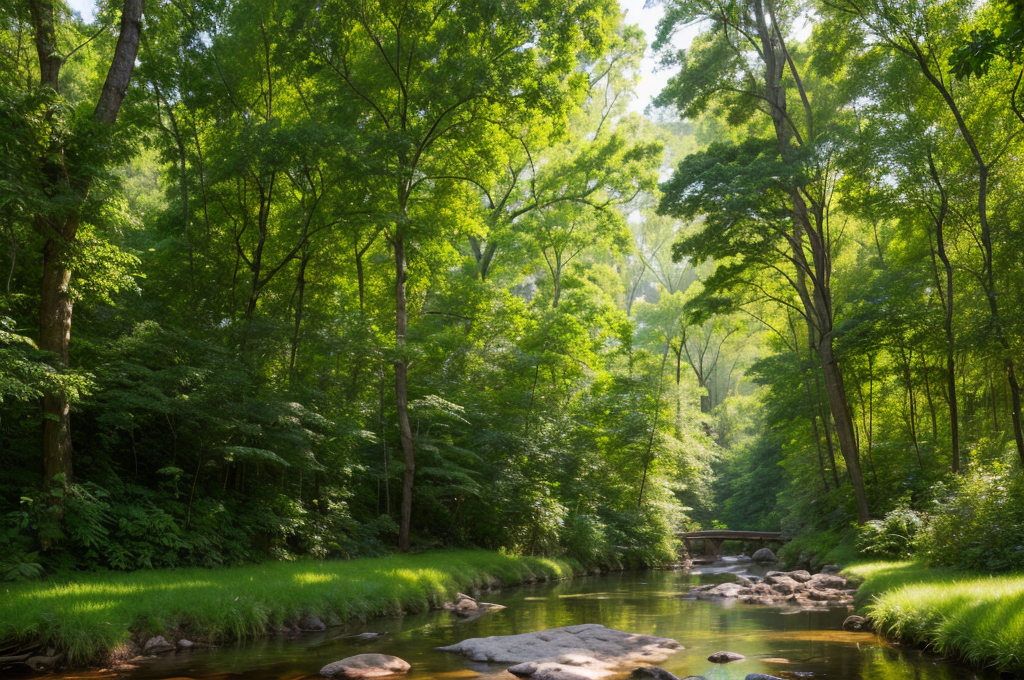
[300,613,327,631]
[708,651,745,663]
[842,615,872,632]
[452,592,506,617]
[320,654,411,678]
[630,667,681,680]
[752,548,778,563]
[142,636,175,654]
[439,624,682,680]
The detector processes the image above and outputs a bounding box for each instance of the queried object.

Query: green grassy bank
[846,561,1024,672]
[0,550,581,666]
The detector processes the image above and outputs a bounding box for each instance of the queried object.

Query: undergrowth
[0,550,580,666]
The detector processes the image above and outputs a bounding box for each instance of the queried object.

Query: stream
[69,559,993,680]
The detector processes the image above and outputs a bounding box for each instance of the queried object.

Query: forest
[2,0,1024,586]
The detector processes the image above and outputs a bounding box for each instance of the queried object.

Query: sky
[65,0,692,114]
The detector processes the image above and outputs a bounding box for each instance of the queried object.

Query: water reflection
[99,567,992,680]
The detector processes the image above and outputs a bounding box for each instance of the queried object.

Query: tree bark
[39,235,75,489]
[394,228,416,552]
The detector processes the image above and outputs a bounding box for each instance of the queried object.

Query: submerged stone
[320,654,411,678]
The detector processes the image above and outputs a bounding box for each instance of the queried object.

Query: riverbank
[846,561,1024,672]
[0,550,582,668]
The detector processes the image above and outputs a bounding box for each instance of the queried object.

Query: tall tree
[654,0,871,521]
[27,0,143,513]
[827,0,1024,464]
[305,0,621,550]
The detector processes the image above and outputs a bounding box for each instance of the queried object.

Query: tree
[25,0,143,514]
[653,0,872,520]
[827,0,1024,464]
[304,0,622,550]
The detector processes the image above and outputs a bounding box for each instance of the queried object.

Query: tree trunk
[801,356,830,492]
[289,247,310,375]
[355,243,365,314]
[812,354,841,488]
[818,339,870,522]
[39,236,75,493]
[394,229,416,552]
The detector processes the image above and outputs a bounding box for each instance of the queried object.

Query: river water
[72,560,992,680]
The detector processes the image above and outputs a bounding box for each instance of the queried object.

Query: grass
[845,561,1024,672]
[0,550,581,666]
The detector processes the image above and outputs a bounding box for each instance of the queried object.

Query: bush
[916,464,1024,572]
[857,503,924,559]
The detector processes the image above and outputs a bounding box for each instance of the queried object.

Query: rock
[752,548,778,564]
[708,582,750,597]
[142,636,175,654]
[735,575,753,587]
[177,639,195,649]
[299,613,327,631]
[809,574,847,590]
[453,592,506,617]
[708,651,745,663]
[454,597,478,615]
[24,655,62,671]
[767,576,799,595]
[745,675,785,680]
[320,654,411,678]
[630,667,681,680]
[439,624,682,680]
[806,589,844,602]
[508,660,609,680]
[739,595,775,606]
[842,615,873,632]
[820,564,840,575]
[785,570,812,583]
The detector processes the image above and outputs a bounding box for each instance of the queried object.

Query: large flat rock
[438,624,682,680]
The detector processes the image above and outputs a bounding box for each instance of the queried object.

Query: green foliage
[915,464,1024,572]
[858,504,924,559]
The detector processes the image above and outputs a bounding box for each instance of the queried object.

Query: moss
[0,550,581,666]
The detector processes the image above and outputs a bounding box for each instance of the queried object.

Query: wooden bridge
[679,530,789,559]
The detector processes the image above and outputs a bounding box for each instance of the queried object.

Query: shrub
[858,504,924,559]
[915,464,1024,572]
